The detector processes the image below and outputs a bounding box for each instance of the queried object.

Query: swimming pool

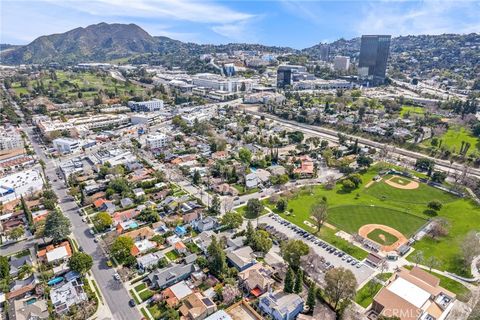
[47,277,64,286]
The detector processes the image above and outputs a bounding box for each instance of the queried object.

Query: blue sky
[2,0,479,48]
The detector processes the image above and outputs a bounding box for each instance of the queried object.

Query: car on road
[89,229,95,235]
[129,299,136,307]
[114,273,121,281]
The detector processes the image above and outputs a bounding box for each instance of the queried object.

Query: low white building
[128,99,164,112]
[145,133,168,150]
[0,128,23,151]
[52,138,80,154]
[333,56,350,72]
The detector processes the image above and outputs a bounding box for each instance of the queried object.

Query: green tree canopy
[44,209,71,243]
[68,252,93,274]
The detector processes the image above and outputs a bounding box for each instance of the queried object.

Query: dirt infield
[358,224,408,252]
[384,176,419,190]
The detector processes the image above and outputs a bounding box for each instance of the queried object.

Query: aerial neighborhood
[0,16,480,320]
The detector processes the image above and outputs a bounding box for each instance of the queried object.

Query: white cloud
[47,0,255,24]
[356,0,480,36]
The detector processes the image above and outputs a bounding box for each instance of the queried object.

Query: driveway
[259,214,375,285]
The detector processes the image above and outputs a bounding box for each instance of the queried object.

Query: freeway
[245,108,480,180]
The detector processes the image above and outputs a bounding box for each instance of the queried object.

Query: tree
[245,221,255,244]
[69,252,93,274]
[44,209,71,243]
[307,283,317,311]
[310,200,328,234]
[276,198,288,212]
[220,211,243,230]
[7,226,24,241]
[245,198,263,222]
[0,256,9,279]
[111,236,134,265]
[93,212,113,231]
[415,158,435,174]
[207,236,227,279]
[427,200,443,212]
[324,267,357,311]
[429,218,449,239]
[411,250,424,266]
[280,239,310,269]
[209,195,221,216]
[431,171,447,183]
[284,266,295,293]
[137,208,160,223]
[192,170,201,185]
[294,268,303,293]
[238,148,252,164]
[357,155,373,168]
[251,230,273,254]
[461,231,480,267]
[341,179,356,191]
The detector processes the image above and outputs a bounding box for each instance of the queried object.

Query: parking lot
[260,214,375,285]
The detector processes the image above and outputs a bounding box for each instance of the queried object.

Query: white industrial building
[191,73,253,93]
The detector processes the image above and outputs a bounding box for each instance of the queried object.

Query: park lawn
[400,105,425,117]
[367,229,399,245]
[355,280,383,308]
[423,126,480,156]
[404,266,471,302]
[389,176,411,185]
[165,250,180,261]
[236,204,269,219]
[328,205,426,237]
[364,176,456,205]
[265,163,480,276]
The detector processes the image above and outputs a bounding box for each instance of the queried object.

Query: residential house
[12,298,49,320]
[194,231,215,253]
[133,188,145,198]
[238,263,275,297]
[179,292,217,320]
[226,246,256,271]
[112,208,140,225]
[195,216,218,232]
[211,183,238,196]
[122,226,156,256]
[175,225,187,237]
[161,281,193,308]
[211,151,228,161]
[293,155,315,178]
[371,267,456,320]
[50,279,87,314]
[137,251,166,271]
[9,255,33,278]
[167,235,181,246]
[93,198,116,213]
[120,197,134,208]
[148,263,197,290]
[175,241,187,254]
[37,241,72,264]
[258,291,304,320]
[151,221,170,234]
[7,275,38,300]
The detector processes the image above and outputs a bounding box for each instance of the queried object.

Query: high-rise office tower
[276,65,307,89]
[358,35,391,86]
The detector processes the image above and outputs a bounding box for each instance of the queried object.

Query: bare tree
[425,256,440,272]
[411,250,424,267]
[429,218,450,239]
[310,200,328,234]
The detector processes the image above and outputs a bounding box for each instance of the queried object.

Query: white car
[113,273,121,281]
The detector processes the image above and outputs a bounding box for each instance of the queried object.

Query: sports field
[366,229,398,246]
[269,164,480,276]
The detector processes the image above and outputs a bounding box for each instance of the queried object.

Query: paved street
[259,214,375,286]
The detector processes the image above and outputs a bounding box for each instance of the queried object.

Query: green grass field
[328,205,426,237]
[389,176,411,185]
[267,164,480,276]
[423,126,480,156]
[367,229,399,245]
[400,105,425,117]
[355,280,383,307]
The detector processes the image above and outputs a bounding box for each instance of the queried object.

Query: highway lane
[246,109,480,179]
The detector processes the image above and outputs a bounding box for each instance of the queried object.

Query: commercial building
[128,99,164,112]
[333,56,350,72]
[52,138,80,154]
[192,73,253,93]
[0,128,23,151]
[145,133,168,150]
[223,63,236,77]
[276,65,308,88]
[358,35,391,86]
[372,267,456,320]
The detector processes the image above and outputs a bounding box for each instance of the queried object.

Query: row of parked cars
[267,213,364,269]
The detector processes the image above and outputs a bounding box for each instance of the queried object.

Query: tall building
[276,65,308,89]
[358,35,391,86]
[333,56,350,72]
[319,44,330,61]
